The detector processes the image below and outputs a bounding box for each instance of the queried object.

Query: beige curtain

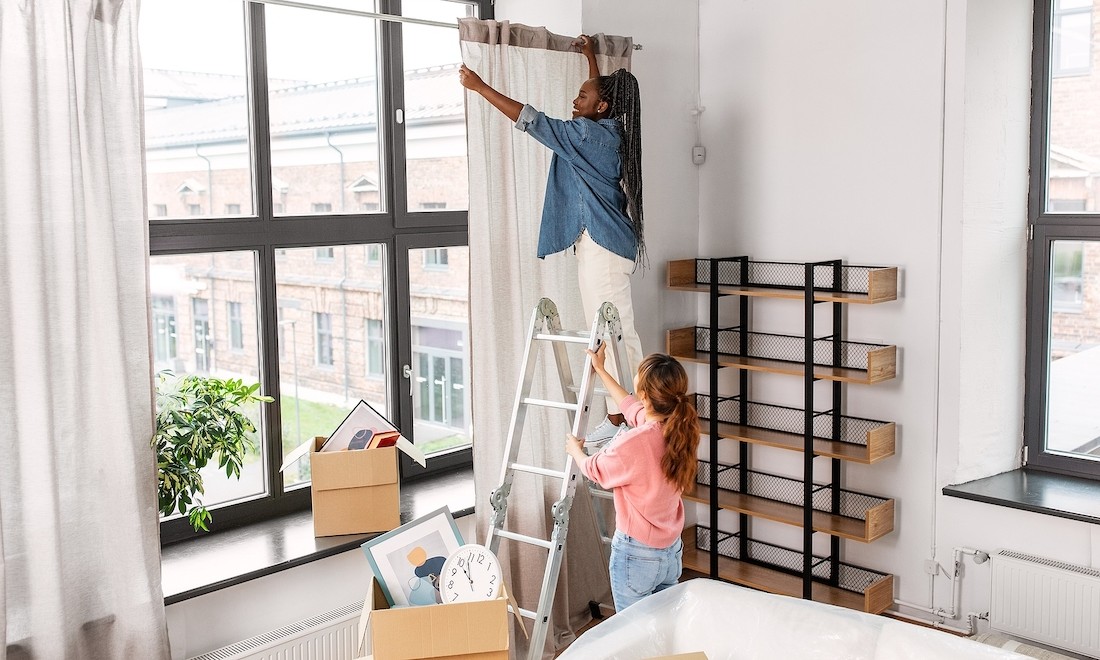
[0,1,169,657]
[460,19,633,659]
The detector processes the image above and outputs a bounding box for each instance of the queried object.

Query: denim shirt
[515,104,637,262]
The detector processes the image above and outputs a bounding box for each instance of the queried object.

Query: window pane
[1046,239,1100,460]
[408,246,470,456]
[1047,3,1098,212]
[141,0,254,219]
[403,1,472,213]
[276,244,390,487]
[265,3,383,216]
[150,252,266,514]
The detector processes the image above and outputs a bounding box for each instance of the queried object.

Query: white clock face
[440,543,503,603]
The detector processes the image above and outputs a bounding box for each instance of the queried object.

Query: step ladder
[486,297,630,660]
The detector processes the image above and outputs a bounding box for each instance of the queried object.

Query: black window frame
[150,0,491,544]
[1024,0,1100,479]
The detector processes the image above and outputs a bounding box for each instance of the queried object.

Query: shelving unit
[668,257,899,614]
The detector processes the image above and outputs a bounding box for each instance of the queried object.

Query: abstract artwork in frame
[361,506,465,607]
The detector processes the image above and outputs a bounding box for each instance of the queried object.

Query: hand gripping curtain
[0,1,169,658]
[459,19,633,658]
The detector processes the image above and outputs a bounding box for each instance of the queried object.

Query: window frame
[1024,0,1100,479]
[149,0,490,544]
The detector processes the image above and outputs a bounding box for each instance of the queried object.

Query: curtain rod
[251,0,643,49]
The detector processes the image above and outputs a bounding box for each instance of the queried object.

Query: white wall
[696,0,1098,628]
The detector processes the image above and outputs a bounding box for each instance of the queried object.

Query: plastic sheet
[558,578,1030,660]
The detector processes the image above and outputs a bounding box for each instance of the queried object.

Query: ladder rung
[588,486,613,500]
[567,384,610,397]
[496,529,554,550]
[522,397,579,412]
[534,330,591,344]
[509,462,567,479]
[509,605,539,620]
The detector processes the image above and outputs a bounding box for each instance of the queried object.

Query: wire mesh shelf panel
[694,393,890,447]
[694,459,888,520]
[694,525,887,594]
[694,258,876,294]
[692,327,886,370]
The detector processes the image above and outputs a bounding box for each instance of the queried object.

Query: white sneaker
[583,418,628,452]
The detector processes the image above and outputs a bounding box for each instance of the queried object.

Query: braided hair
[597,69,645,268]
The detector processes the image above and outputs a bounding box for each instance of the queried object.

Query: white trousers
[575,230,644,414]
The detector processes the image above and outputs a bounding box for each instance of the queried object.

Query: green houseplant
[153,371,272,531]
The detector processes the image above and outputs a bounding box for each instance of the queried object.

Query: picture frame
[361,506,465,607]
[321,399,402,452]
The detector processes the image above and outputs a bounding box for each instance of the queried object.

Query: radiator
[189,601,362,660]
[989,549,1100,658]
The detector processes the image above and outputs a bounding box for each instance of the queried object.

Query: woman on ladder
[459,35,645,447]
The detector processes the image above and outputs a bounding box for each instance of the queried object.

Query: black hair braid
[598,69,646,268]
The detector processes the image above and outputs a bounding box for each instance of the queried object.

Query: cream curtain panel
[460,19,633,659]
[0,1,168,657]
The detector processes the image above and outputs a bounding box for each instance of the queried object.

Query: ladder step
[588,486,613,500]
[509,605,539,620]
[496,529,554,550]
[509,462,567,479]
[567,384,610,397]
[534,330,592,344]
[521,397,580,412]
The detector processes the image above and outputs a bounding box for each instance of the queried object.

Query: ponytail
[635,354,699,492]
[597,69,645,268]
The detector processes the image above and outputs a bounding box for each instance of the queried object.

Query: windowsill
[942,467,1100,525]
[161,465,475,606]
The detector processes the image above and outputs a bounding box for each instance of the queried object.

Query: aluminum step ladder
[486,297,630,660]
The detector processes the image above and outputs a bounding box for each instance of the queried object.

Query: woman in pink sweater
[565,343,699,611]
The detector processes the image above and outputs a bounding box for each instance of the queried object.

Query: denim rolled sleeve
[514,104,637,262]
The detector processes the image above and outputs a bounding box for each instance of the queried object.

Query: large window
[1025,0,1100,477]
[142,0,489,542]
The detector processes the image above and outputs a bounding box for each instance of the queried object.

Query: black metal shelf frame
[694,393,889,449]
[694,525,888,596]
[699,256,853,598]
[693,257,882,294]
[690,326,886,371]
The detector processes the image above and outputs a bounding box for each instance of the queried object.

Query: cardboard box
[647,654,709,660]
[309,437,400,537]
[358,577,509,660]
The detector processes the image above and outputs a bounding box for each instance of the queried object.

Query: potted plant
[152,371,272,531]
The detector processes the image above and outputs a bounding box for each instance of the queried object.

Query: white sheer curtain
[460,19,633,658]
[0,1,169,658]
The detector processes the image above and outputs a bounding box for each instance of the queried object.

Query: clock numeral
[450,592,458,601]
[477,553,485,563]
[447,579,454,589]
[450,567,457,576]
[489,575,496,584]
[486,588,494,597]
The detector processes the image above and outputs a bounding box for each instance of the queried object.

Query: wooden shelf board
[666,261,898,304]
[680,527,895,614]
[683,485,893,542]
[673,349,895,384]
[704,418,896,464]
[667,283,895,305]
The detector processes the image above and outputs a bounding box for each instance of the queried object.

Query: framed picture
[322,399,403,452]
[361,506,465,607]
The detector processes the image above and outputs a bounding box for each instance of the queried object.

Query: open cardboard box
[356,577,510,660]
[305,437,401,537]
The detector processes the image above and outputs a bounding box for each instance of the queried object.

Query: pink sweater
[579,395,684,549]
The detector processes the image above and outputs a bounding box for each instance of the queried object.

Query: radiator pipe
[894,546,990,634]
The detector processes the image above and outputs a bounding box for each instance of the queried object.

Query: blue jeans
[609,530,683,612]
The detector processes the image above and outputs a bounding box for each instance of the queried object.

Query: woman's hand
[565,433,586,462]
[572,34,595,57]
[586,342,607,374]
[458,64,484,92]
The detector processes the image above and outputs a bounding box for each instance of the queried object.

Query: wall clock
[439,543,503,603]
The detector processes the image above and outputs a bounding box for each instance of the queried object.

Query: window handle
[403,364,413,396]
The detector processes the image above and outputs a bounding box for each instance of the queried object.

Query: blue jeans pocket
[624,555,662,596]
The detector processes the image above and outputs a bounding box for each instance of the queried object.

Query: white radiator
[189,602,362,660]
[989,549,1100,658]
